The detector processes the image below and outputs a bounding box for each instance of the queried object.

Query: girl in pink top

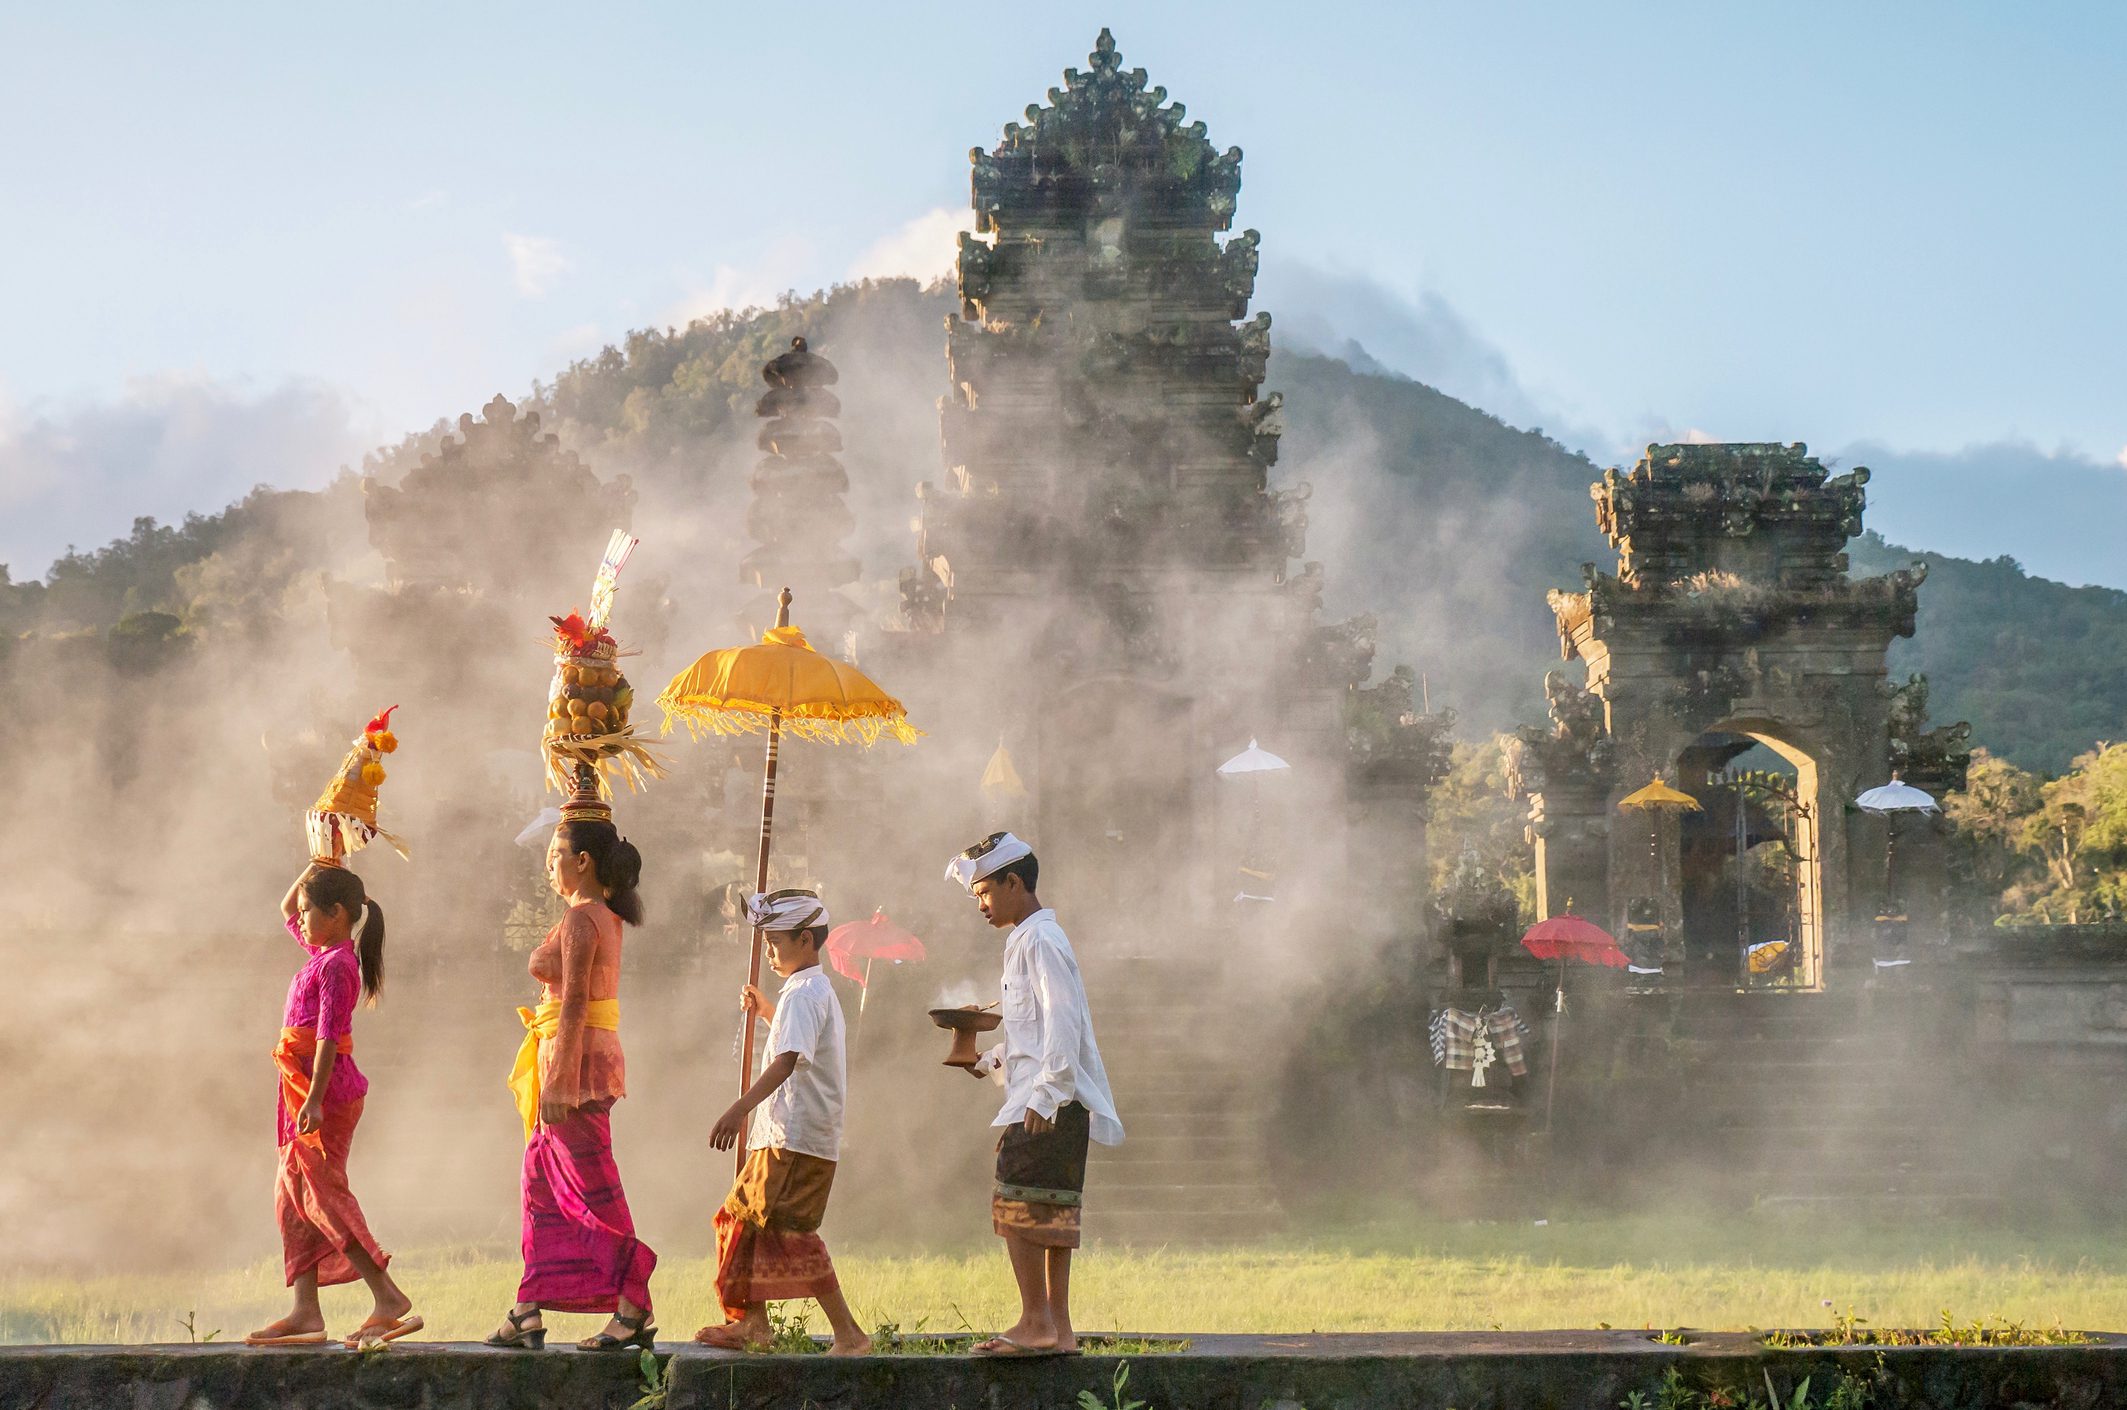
[246,862,419,1349]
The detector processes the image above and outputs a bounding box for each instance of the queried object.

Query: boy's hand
[709,1103,747,1151]
[740,985,774,1022]
[1023,1109,1054,1134]
[296,1094,325,1136]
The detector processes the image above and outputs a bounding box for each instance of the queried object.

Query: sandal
[578,1310,656,1352]
[483,1308,545,1351]
[344,1312,424,1349]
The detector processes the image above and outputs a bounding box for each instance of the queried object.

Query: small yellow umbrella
[1619,777,1703,813]
[981,739,1027,799]
[656,588,920,1170]
[1618,775,1702,925]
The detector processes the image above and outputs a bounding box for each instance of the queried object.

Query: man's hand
[739,985,774,1023]
[1022,1109,1054,1134]
[710,1103,747,1151]
[539,1098,573,1128]
[295,1094,325,1136]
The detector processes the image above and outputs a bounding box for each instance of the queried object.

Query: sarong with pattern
[713,1147,839,1318]
[992,1101,1089,1248]
[273,1026,388,1288]
[517,1098,656,1313]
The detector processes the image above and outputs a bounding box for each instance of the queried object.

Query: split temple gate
[1517,441,1969,990]
[847,30,1452,1234]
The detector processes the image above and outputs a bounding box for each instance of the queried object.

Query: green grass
[6,1214,2126,1345]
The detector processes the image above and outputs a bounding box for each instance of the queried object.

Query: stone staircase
[1638,988,1997,1213]
[1081,959,1286,1244]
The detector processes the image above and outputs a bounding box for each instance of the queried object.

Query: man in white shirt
[698,890,870,1356]
[945,831,1123,1358]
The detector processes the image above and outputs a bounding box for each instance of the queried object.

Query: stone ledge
[7,1332,2126,1410]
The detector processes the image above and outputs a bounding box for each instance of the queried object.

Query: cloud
[845,207,972,285]
[0,374,379,579]
[2117,444,2127,472]
[1840,437,2127,590]
[504,233,570,298]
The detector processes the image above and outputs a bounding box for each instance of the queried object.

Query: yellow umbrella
[1619,777,1703,812]
[656,588,920,1170]
[980,739,1027,799]
[1617,775,1703,934]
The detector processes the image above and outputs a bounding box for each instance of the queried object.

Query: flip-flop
[970,1334,1068,1358]
[244,1330,330,1347]
[343,1313,424,1349]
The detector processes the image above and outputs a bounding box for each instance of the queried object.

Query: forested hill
[4,278,2121,773]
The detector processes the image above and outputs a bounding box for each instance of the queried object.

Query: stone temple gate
[1516,442,1970,989]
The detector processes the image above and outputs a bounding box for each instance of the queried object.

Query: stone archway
[1674,723,1825,990]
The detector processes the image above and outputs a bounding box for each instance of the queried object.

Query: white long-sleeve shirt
[974,908,1123,1146]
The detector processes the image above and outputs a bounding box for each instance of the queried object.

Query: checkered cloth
[1428,1007,1530,1076]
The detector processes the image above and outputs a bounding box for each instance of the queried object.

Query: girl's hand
[709,1103,747,1151]
[539,1098,574,1128]
[296,1095,325,1136]
[739,985,774,1022]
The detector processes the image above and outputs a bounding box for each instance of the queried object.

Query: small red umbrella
[1519,914,1628,968]
[1519,913,1626,1132]
[824,908,926,988]
[824,909,926,1052]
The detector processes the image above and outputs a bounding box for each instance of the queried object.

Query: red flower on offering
[549,611,614,652]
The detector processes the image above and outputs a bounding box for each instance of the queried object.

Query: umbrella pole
[1545,956,1564,1132]
[737,706,783,1175]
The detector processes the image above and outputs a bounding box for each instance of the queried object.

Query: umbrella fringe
[656,700,923,747]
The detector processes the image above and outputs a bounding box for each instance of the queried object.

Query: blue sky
[3,2,2123,585]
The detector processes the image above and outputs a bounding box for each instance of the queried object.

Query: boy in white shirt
[697,889,871,1355]
[945,832,1123,1358]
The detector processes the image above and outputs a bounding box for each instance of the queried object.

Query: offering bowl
[928,1006,1003,1067]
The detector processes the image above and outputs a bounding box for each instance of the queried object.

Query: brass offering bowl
[928,1006,1003,1068]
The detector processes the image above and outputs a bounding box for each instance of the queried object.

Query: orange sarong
[712,1147,839,1319]
[273,1027,388,1287]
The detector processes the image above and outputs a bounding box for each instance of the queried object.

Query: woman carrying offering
[245,862,419,1348]
[490,810,658,1352]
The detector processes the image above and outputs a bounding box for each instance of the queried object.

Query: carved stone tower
[1523,442,1966,987]
[890,28,1364,941]
[740,337,858,644]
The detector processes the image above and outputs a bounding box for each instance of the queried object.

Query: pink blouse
[280,915,369,1114]
[529,902,627,1107]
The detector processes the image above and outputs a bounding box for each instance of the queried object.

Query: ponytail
[557,819,646,927]
[301,866,386,1004]
[354,899,387,1005]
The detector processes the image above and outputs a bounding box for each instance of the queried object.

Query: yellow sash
[509,996,620,1140]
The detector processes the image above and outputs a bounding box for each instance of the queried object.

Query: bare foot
[827,1331,873,1357]
[365,1288,415,1326]
[245,1313,325,1345]
[693,1317,770,1350]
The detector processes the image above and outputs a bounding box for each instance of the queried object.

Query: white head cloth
[745,888,828,934]
[944,831,1034,892]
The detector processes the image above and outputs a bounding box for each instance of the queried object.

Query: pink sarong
[517,1098,655,1313]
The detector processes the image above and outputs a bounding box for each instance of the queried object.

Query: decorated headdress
[306,706,409,865]
[543,530,666,807]
[744,888,829,935]
[944,830,1033,892]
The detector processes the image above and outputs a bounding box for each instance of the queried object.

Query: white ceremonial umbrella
[513,805,564,848]
[1855,779,1939,814]
[1856,776,1938,914]
[1219,738,1290,900]
[1217,738,1291,775]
